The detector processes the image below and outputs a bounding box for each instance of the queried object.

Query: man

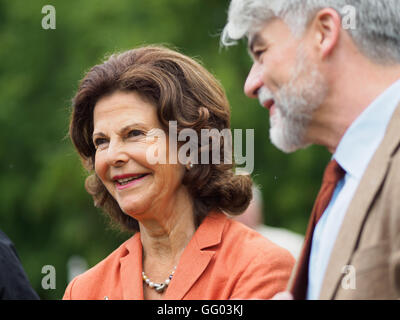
[221,0,400,299]
[0,229,39,299]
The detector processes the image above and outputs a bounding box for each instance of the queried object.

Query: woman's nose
[244,63,264,99]
[106,140,129,167]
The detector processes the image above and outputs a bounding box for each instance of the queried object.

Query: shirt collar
[334,78,400,179]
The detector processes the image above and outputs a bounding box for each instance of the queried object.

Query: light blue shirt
[307,78,400,300]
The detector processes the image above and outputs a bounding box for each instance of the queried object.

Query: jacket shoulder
[0,230,39,299]
[217,218,295,299]
[221,218,295,266]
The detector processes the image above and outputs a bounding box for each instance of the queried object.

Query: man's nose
[244,63,264,99]
[106,140,129,167]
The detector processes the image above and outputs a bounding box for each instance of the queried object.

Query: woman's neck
[138,187,196,266]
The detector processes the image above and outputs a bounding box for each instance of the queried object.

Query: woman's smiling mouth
[113,173,150,190]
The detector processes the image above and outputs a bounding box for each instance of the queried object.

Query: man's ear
[311,8,342,59]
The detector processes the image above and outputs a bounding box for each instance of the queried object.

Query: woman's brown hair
[70,45,252,232]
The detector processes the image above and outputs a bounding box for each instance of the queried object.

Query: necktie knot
[323,159,345,184]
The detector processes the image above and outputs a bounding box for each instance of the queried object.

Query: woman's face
[92,90,186,220]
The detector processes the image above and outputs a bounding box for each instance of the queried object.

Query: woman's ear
[185,162,194,170]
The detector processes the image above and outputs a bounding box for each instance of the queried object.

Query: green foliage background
[0,0,330,299]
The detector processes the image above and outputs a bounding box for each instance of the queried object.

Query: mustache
[258,86,274,106]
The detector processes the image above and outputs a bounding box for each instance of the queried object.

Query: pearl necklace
[142,266,176,293]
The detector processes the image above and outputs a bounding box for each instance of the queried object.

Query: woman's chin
[119,201,150,221]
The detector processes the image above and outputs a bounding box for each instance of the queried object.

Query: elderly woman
[63,46,294,300]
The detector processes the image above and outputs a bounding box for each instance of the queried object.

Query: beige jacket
[289,103,400,300]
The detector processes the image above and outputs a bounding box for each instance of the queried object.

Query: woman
[63,46,294,300]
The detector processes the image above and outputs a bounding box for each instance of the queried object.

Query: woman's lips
[113,173,150,190]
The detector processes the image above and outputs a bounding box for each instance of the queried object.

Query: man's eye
[253,48,267,60]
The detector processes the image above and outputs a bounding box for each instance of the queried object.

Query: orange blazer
[63,212,295,300]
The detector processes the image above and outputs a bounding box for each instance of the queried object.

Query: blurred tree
[0,0,330,299]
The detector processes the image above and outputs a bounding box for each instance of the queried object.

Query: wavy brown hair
[70,45,252,232]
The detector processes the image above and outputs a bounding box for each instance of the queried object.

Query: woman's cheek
[94,153,107,181]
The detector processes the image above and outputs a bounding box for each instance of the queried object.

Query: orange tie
[291,159,345,300]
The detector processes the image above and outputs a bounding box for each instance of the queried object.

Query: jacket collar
[119,212,228,300]
[319,103,400,299]
[165,212,227,299]
[334,78,400,180]
[120,233,143,299]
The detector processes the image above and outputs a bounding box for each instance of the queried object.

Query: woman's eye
[94,138,108,148]
[127,129,144,138]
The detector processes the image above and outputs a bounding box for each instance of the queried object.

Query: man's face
[245,18,328,153]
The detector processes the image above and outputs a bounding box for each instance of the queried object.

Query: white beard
[267,46,328,153]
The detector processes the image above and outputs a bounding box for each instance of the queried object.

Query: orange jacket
[63,212,295,300]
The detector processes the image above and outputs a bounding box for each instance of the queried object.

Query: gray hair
[221,0,400,64]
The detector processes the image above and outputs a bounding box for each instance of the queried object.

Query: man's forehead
[247,18,277,48]
[248,18,292,51]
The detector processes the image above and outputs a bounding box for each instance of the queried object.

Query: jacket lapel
[319,103,400,299]
[164,213,227,300]
[120,233,144,300]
